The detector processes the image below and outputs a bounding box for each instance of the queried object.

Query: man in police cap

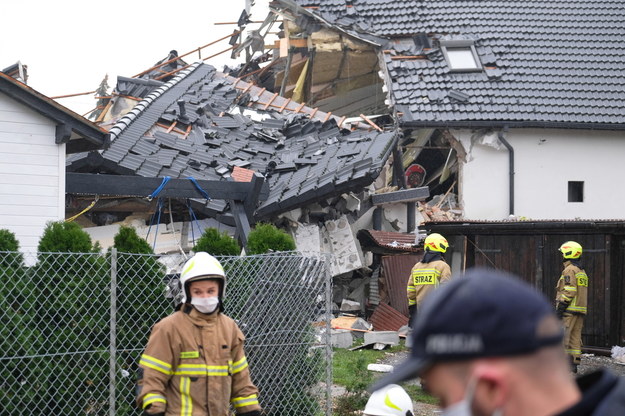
[371,268,625,416]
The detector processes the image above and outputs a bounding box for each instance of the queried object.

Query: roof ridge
[108,62,204,141]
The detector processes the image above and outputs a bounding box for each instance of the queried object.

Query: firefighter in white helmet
[364,384,414,416]
[136,252,261,416]
[407,233,452,327]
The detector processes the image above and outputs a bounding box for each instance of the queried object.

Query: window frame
[440,40,483,72]
[568,181,584,203]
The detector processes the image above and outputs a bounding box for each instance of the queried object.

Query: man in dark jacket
[372,268,625,416]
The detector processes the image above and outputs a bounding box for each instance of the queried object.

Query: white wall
[456,128,625,220]
[0,93,65,256]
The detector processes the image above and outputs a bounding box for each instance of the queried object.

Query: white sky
[1,0,271,116]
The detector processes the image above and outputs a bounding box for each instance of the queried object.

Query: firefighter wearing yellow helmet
[407,233,451,327]
[555,241,589,373]
[137,252,261,416]
[364,384,414,416]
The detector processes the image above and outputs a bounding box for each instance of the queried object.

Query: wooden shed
[425,220,625,349]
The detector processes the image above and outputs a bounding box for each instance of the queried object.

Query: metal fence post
[324,254,333,416]
[109,248,117,416]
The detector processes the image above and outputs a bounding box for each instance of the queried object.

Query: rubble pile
[418,192,463,222]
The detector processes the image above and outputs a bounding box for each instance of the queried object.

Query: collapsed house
[246,0,625,345]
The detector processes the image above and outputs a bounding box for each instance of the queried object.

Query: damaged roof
[279,0,625,128]
[67,62,396,219]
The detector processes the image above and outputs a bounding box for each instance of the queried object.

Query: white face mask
[441,378,503,416]
[191,296,219,314]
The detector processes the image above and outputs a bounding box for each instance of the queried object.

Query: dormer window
[440,40,482,72]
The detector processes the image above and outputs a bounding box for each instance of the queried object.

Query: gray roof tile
[286,0,625,126]
[69,61,396,217]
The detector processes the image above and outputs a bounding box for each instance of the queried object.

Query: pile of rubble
[418,192,463,222]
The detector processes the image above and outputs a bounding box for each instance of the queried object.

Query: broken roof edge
[272,0,387,47]
[107,62,203,141]
[357,229,421,253]
[218,71,372,130]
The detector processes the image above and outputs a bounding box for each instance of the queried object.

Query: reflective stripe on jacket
[555,261,588,315]
[137,306,260,415]
[407,259,451,307]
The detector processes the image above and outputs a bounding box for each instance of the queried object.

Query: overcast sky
[1,0,271,115]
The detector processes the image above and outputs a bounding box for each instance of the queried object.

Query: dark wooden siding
[427,222,625,348]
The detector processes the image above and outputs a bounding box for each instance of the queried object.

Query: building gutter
[497,126,514,216]
[400,120,625,131]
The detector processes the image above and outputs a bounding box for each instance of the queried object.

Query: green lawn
[332,342,437,415]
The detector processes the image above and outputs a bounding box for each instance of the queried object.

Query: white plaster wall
[0,93,64,256]
[458,128,625,220]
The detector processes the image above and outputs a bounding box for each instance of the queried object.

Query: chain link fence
[0,250,332,415]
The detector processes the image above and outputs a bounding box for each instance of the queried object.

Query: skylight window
[440,40,483,72]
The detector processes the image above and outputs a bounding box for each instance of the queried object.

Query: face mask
[441,378,503,416]
[191,296,219,314]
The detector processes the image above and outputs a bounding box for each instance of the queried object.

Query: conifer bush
[0,228,23,267]
[246,223,296,254]
[192,227,241,256]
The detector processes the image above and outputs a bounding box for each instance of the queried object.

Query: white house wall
[0,93,64,256]
[457,128,625,220]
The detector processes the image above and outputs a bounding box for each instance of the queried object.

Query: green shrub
[37,221,97,274]
[246,223,295,254]
[37,221,95,253]
[112,225,153,254]
[0,228,23,267]
[110,225,169,413]
[0,221,110,415]
[193,227,240,256]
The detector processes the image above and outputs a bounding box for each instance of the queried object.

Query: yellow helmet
[559,241,582,259]
[424,233,448,253]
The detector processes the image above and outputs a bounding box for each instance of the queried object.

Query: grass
[332,341,437,415]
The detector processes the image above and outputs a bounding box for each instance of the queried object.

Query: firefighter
[407,233,451,327]
[555,240,589,373]
[136,252,261,416]
[364,384,414,416]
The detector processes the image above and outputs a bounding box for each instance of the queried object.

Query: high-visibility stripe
[174,363,229,376]
[408,299,416,306]
[560,295,572,301]
[407,287,416,292]
[180,376,192,416]
[563,286,577,292]
[231,394,259,408]
[566,349,582,355]
[567,305,587,313]
[231,357,249,374]
[143,393,167,409]
[140,354,173,375]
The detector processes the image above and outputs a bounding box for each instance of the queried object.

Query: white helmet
[364,384,414,416]
[179,252,226,304]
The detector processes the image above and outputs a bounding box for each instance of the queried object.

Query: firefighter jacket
[407,259,451,307]
[555,260,588,315]
[137,305,261,416]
